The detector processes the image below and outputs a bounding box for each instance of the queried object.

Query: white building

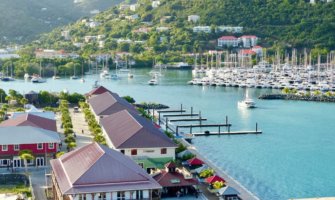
[218,36,239,47]
[0,49,20,59]
[156,27,169,32]
[130,4,139,11]
[216,26,243,33]
[193,26,211,33]
[152,1,161,8]
[188,15,200,23]
[61,30,71,40]
[239,35,258,48]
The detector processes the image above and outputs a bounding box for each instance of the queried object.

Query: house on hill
[50,142,162,200]
[218,36,239,47]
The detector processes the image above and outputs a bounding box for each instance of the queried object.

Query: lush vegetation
[0,0,124,44]
[1,0,334,77]
[79,101,107,145]
[59,100,77,151]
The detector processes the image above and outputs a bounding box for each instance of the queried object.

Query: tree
[56,151,65,158]
[67,142,77,151]
[20,98,28,107]
[122,96,135,104]
[19,150,34,174]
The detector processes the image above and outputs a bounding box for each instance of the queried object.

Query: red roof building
[50,143,161,200]
[186,157,204,166]
[85,86,110,97]
[153,162,198,197]
[100,109,176,159]
[0,113,57,132]
[239,35,258,48]
[218,36,239,47]
[205,175,226,184]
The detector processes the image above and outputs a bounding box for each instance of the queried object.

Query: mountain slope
[0,0,124,44]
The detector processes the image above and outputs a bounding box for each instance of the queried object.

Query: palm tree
[19,150,34,174]
[20,98,28,108]
[67,142,77,152]
[0,110,5,122]
[56,151,65,158]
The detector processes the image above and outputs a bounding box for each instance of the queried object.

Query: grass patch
[0,184,32,197]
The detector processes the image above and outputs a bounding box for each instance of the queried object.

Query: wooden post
[165,117,168,131]
[158,112,161,125]
[176,126,179,136]
[199,111,202,126]
[218,126,221,135]
[256,123,258,132]
[190,124,193,134]
[228,125,230,133]
[226,116,228,125]
[180,104,183,114]
[191,107,193,115]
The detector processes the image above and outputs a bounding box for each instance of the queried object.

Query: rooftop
[50,142,161,195]
[100,110,177,149]
[0,126,60,145]
[0,113,57,132]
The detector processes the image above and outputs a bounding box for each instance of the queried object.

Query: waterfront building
[50,142,162,200]
[100,109,177,171]
[0,126,60,168]
[0,49,20,59]
[218,186,240,200]
[87,91,137,121]
[153,162,198,197]
[188,15,200,23]
[239,35,258,48]
[85,86,110,98]
[218,36,239,47]
[35,49,79,59]
[119,4,130,10]
[0,113,57,132]
[193,26,211,33]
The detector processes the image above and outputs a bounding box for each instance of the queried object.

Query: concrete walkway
[178,138,260,200]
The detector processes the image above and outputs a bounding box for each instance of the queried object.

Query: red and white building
[252,46,263,57]
[239,35,258,48]
[0,126,61,168]
[218,36,239,47]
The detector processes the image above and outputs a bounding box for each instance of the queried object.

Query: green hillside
[0,0,123,44]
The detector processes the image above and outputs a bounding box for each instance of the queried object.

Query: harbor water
[1,68,335,200]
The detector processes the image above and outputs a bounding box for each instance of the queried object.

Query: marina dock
[192,130,262,136]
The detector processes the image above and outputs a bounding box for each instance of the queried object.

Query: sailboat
[52,66,60,79]
[80,62,85,83]
[148,74,158,85]
[70,65,79,80]
[31,61,46,83]
[127,58,134,79]
[238,90,256,108]
[1,63,15,81]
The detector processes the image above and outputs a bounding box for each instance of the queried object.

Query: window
[136,190,143,199]
[48,143,54,149]
[131,149,137,156]
[78,194,86,200]
[2,145,8,151]
[117,192,125,200]
[98,193,106,200]
[37,143,43,150]
[0,159,10,166]
[14,144,19,151]
[120,149,125,154]
[161,148,167,154]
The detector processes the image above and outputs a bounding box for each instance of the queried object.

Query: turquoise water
[2,69,335,200]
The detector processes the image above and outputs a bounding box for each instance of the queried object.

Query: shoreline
[259,94,335,103]
[178,138,260,200]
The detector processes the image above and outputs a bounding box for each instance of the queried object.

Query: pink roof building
[218,36,239,47]
[50,142,161,200]
[239,35,258,48]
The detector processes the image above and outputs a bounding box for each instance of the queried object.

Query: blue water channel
[1,68,335,200]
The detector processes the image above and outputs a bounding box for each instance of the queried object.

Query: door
[13,159,21,168]
[36,157,45,166]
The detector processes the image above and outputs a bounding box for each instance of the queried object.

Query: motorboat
[238,90,256,108]
[31,75,46,83]
[148,76,158,85]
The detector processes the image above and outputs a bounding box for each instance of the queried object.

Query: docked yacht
[31,75,46,83]
[148,75,158,85]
